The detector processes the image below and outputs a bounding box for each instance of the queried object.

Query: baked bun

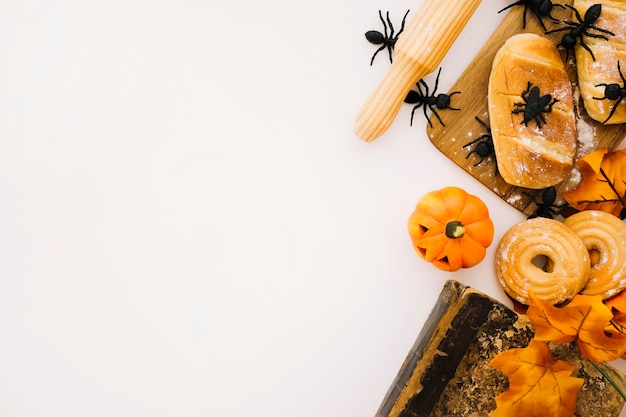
[574,0,626,124]
[562,210,626,299]
[495,217,590,305]
[488,33,577,189]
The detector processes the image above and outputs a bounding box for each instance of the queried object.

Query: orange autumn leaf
[489,339,583,417]
[606,290,626,314]
[563,147,626,217]
[527,293,626,362]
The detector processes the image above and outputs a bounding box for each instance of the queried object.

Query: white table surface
[1,0,625,416]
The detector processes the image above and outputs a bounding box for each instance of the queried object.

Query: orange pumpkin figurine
[408,186,494,272]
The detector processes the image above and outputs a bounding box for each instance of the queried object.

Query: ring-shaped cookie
[495,217,590,305]
[563,210,626,299]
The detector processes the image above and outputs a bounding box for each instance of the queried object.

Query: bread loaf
[488,33,577,189]
[574,0,626,124]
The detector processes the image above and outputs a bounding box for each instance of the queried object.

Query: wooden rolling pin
[355,0,482,142]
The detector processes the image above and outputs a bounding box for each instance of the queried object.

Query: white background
[1,0,625,416]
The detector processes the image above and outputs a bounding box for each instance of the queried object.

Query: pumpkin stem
[445,220,465,239]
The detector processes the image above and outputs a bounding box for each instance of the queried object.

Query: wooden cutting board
[426,0,626,217]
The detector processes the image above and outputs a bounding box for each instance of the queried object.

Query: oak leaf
[563,147,626,218]
[489,339,583,417]
[527,293,626,362]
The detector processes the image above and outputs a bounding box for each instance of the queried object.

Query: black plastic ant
[594,60,626,124]
[498,0,565,31]
[365,10,410,65]
[463,117,494,167]
[524,187,569,219]
[404,68,461,128]
[546,3,614,61]
[512,82,559,128]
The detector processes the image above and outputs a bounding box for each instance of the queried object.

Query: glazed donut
[562,210,626,299]
[495,217,590,305]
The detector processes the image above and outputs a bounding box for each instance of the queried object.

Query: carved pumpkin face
[408,186,494,272]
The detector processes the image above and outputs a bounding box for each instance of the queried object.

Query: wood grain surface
[425,1,626,217]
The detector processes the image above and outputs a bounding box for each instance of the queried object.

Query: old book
[376,280,626,417]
